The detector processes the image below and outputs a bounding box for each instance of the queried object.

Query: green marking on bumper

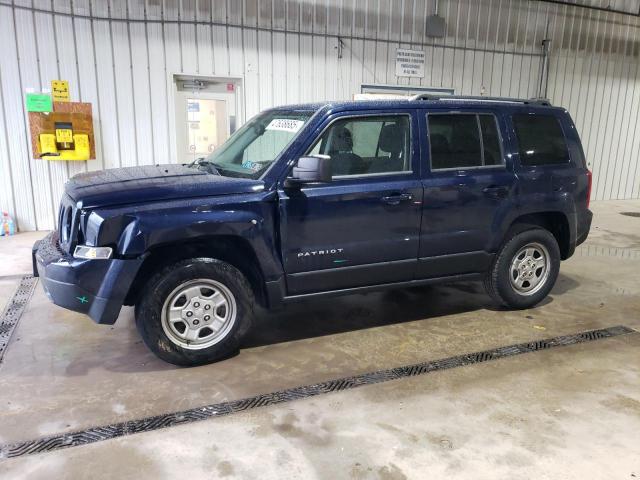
[76,296,89,304]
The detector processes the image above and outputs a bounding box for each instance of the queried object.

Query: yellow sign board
[51,80,70,102]
[55,128,73,143]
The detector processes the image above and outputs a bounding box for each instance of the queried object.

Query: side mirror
[285,155,332,188]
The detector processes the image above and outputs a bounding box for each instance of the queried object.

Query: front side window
[198,110,314,178]
[309,115,412,177]
[428,113,503,170]
[513,114,570,166]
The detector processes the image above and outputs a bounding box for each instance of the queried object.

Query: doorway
[174,76,243,164]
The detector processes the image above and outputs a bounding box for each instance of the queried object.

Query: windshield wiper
[188,157,220,175]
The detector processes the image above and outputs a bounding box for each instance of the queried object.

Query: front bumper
[33,231,142,324]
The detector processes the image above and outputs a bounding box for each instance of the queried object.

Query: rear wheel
[135,258,253,366]
[484,227,560,309]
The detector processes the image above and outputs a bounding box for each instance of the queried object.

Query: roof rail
[409,94,552,106]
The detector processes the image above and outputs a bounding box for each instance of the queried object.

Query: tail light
[586,169,592,208]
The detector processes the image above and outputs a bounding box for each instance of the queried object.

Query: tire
[135,258,254,366]
[484,227,560,309]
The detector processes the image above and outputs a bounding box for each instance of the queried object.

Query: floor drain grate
[0,324,634,460]
[0,275,37,363]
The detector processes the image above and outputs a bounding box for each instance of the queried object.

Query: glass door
[174,77,241,164]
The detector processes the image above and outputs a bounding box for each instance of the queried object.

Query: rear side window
[513,114,570,166]
[428,114,503,170]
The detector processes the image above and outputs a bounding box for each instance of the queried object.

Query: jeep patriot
[33,95,593,366]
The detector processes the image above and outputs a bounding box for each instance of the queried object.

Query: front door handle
[482,185,509,199]
[381,193,413,205]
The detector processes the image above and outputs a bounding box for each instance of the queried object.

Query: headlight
[73,245,113,260]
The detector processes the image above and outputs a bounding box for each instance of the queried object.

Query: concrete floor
[0,200,639,479]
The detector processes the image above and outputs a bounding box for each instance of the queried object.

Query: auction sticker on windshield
[265,119,305,132]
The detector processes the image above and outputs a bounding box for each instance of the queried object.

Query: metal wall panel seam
[516,0,531,96]
[510,0,523,97]
[615,15,640,195]
[48,0,71,226]
[593,13,625,200]
[488,0,502,94]
[624,18,640,198]
[21,1,48,230]
[178,0,183,72]
[38,2,66,227]
[569,6,590,129]
[615,18,640,198]
[439,2,453,87]
[603,18,634,199]
[11,2,40,231]
[613,52,639,198]
[498,0,514,95]
[411,0,420,88]
[143,0,157,164]
[59,0,86,180]
[564,4,585,114]
[578,8,602,172]
[160,0,171,163]
[551,3,568,103]
[583,10,607,188]
[194,0,201,73]
[125,0,140,167]
[0,41,18,222]
[88,0,107,172]
[461,0,473,93]
[70,0,88,175]
[524,0,542,96]
[209,0,216,73]
[452,0,462,92]
[106,1,123,168]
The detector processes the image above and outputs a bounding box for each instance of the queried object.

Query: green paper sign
[26,93,52,112]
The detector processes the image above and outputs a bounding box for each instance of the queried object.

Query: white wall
[0,0,639,231]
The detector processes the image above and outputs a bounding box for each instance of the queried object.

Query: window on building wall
[513,114,570,166]
[308,115,412,176]
[428,113,503,170]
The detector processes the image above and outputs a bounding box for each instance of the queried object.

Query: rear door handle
[482,185,509,199]
[381,193,413,205]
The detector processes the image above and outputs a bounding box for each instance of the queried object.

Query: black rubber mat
[0,275,37,364]
[0,324,634,459]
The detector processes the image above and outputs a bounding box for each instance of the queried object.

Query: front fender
[93,192,283,280]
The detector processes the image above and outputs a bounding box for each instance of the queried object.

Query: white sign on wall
[395,48,425,78]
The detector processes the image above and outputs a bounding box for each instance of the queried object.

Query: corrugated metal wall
[0,0,639,231]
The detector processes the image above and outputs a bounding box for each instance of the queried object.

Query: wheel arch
[507,211,572,259]
[124,235,268,308]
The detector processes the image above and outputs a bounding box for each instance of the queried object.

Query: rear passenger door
[417,109,517,278]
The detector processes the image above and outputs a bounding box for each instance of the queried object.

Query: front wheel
[484,227,560,309]
[135,258,254,366]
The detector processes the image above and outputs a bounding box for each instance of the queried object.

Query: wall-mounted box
[28,101,95,161]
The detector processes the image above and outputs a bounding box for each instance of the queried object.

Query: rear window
[428,113,503,170]
[513,114,570,166]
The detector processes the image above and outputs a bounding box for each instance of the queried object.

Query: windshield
[195,110,314,179]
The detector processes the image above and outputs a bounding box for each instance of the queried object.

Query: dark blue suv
[33,95,593,366]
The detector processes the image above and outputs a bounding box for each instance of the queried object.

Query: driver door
[277,111,423,295]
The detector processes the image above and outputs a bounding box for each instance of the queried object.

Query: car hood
[65,164,264,208]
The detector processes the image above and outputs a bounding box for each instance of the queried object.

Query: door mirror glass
[286,155,332,186]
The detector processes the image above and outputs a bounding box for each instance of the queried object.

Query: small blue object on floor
[0,212,15,236]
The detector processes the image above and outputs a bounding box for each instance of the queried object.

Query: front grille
[57,196,78,254]
[37,231,67,263]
